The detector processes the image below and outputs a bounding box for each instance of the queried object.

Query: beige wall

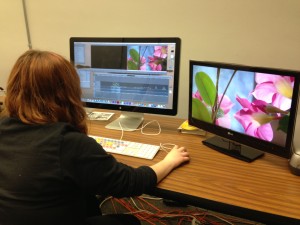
[0,0,28,89]
[1,0,300,119]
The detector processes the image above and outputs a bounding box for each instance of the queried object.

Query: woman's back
[0,117,87,225]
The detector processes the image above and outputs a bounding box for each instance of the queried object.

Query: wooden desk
[88,111,300,225]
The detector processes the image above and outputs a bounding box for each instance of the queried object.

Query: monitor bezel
[70,37,181,116]
[188,60,300,159]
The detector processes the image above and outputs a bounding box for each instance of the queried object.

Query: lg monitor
[189,60,300,162]
[70,37,181,131]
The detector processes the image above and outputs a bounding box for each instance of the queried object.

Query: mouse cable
[159,143,176,153]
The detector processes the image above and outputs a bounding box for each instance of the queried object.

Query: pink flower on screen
[216,113,231,129]
[153,46,168,58]
[234,96,282,141]
[192,90,203,101]
[252,73,294,111]
[216,95,234,128]
[139,56,147,70]
[218,95,234,115]
[148,56,163,71]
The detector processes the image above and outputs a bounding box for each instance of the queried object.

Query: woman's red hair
[4,50,87,134]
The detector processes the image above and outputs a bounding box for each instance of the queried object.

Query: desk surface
[88,111,300,224]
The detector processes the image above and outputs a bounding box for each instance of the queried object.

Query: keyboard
[89,135,160,160]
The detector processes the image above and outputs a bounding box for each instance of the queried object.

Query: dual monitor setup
[70,37,300,163]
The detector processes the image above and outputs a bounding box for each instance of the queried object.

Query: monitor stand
[203,136,264,162]
[105,112,144,131]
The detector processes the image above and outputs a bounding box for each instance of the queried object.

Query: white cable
[99,196,113,212]
[160,143,176,153]
[140,120,161,135]
[118,119,161,137]
[118,122,124,140]
[141,194,163,201]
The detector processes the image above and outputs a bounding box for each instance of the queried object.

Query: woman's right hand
[163,145,190,169]
[150,145,190,183]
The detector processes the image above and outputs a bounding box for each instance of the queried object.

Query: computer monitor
[188,60,300,162]
[70,37,181,131]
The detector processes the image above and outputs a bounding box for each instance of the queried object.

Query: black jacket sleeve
[60,132,157,197]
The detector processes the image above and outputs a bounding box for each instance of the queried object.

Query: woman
[0,50,190,225]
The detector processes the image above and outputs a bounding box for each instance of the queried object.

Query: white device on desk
[289,112,300,175]
[89,135,160,160]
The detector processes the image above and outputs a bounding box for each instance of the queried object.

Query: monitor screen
[188,60,300,162]
[70,37,181,131]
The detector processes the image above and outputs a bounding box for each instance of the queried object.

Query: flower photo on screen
[127,45,168,71]
[191,65,294,146]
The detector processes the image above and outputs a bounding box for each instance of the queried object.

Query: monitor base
[105,112,144,131]
[203,136,264,162]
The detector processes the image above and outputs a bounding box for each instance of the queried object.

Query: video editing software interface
[73,40,177,110]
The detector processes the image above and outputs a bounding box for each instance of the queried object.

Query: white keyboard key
[89,135,160,160]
